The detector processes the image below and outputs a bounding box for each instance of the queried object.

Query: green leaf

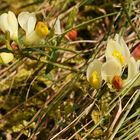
[45,50,58,74]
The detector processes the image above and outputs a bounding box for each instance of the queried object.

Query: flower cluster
[87,34,140,90]
[0,11,50,64]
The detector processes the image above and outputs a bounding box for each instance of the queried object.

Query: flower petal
[0,52,14,64]
[7,11,18,39]
[0,13,11,34]
[105,38,123,64]
[115,34,130,63]
[127,57,138,80]
[27,13,36,35]
[18,12,30,31]
[101,58,122,83]
[35,21,49,37]
[18,12,36,35]
[105,34,130,66]
[87,59,102,81]
[54,17,62,35]
[25,31,40,44]
[87,59,102,89]
[124,57,139,87]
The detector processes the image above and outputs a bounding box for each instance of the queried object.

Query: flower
[0,11,18,40]
[0,52,14,64]
[87,59,102,89]
[124,57,140,87]
[0,50,14,64]
[18,12,49,44]
[87,58,122,89]
[112,75,123,90]
[18,12,36,36]
[101,58,122,83]
[65,29,77,41]
[105,34,130,66]
[87,34,132,90]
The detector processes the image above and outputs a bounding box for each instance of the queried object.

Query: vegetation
[0,0,140,139]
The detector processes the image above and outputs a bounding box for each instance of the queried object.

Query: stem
[108,90,140,140]
[48,12,118,42]
[121,2,140,39]
[15,39,22,50]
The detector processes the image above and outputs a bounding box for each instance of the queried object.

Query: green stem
[5,40,12,51]
[121,1,140,39]
[48,12,118,42]
[108,90,140,140]
[15,39,22,50]
[82,72,140,139]
[5,31,12,51]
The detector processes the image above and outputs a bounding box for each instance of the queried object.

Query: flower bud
[65,29,77,41]
[11,42,18,50]
[112,75,123,90]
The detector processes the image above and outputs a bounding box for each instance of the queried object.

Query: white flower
[86,58,122,89]
[101,58,122,83]
[87,59,102,89]
[18,12,36,36]
[105,34,130,66]
[18,12,37,43]
[18,12,49,44]
[124,57,140,87]
[0,11,18,40]
[0,52,14,64]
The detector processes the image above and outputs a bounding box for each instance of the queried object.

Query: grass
[0,0,140,139]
